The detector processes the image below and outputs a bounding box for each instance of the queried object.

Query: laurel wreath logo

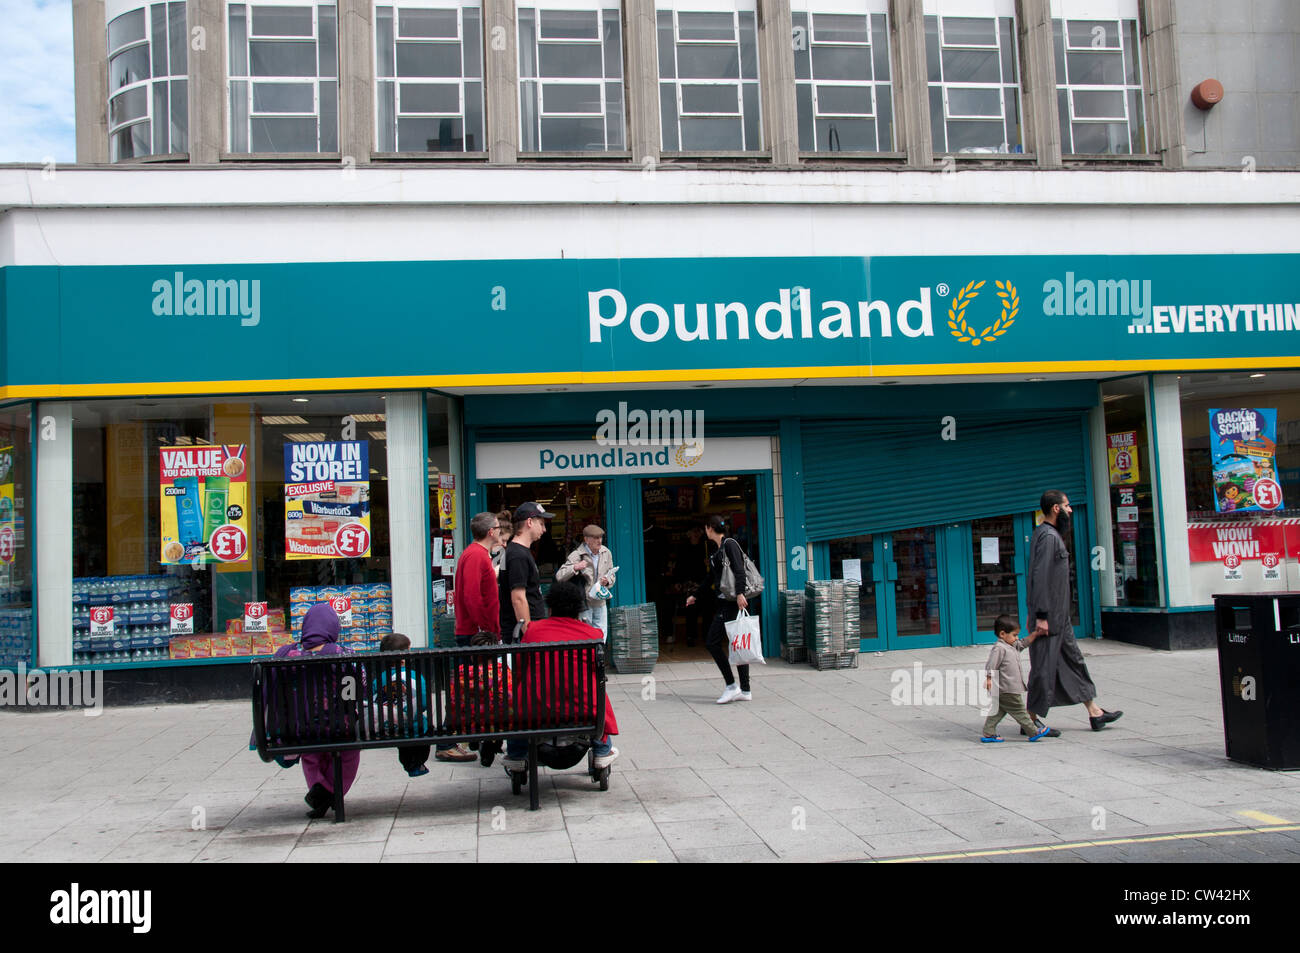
[947,280,1018,346]
[675,442,704,467]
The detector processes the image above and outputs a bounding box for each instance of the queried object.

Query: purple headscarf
[274,602,346,657]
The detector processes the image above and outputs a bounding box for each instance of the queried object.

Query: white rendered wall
[385,391,430,647]
[36,404,73,667]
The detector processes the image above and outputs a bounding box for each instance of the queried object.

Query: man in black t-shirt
[499,501,553,642]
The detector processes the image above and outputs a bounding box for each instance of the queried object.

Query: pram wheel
[587,748,611,791]
[507,763,526,795]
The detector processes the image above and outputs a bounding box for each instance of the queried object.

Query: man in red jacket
[438,512,502,762]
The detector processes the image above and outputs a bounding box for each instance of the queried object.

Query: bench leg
[528,738,540,811]
[333,756,346,823]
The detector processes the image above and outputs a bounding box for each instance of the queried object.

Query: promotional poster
[1208,409,1283,513]
[159,445,250,564]
[283,441,372,560]
[1106,431,1140,485]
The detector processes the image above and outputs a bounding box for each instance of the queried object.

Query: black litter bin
[1214,593,1300,770]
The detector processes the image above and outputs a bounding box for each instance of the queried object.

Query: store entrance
[479,480,607,586]
[641,474,760,661]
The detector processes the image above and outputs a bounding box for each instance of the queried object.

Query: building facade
[0,0,1297,695]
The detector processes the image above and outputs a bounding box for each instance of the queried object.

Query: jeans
[506,734,612,761]
[579,602,609,641]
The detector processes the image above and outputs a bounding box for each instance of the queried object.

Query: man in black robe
[1025,490,1122,733]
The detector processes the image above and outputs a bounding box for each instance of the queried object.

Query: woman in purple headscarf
[279,602,362,819]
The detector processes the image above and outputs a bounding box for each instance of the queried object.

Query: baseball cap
[583,524,605,538]
[514,502,554,521]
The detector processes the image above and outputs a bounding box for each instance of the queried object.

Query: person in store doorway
[1025,490,1123,734]
[677,524,714,648]
[491,509,513,576]
[555,524,614,640]
[686,514,754,704]
[499,502,553,643]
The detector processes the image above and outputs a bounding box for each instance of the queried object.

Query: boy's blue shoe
[1029,724,1054,742]
[407,765,430,777]
[980,735,1004,743]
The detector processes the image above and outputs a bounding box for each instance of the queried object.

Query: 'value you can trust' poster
[1209,408,1283,513]
[284,441,372,559]
[160,445,250,564]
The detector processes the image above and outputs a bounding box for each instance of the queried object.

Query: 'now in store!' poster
[1209,408,1283,513]
[160,445,250,564]
[284,441,371,559]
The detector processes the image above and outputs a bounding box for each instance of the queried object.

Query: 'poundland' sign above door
[475,437,773,480]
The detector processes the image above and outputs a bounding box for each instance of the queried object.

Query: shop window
[375,0,484,153]
[108,2,189,160]
[0,411,32,669]
[656,1,762,152]
[69,394,390,664]
[1101,377,1158,606]
[427,393,455,633]
[1180,371,1300,599]
[229,2,339,153]
[1050,0,1146,156]
[924,1,1022,154]
[518,2,625,152]
[792,1,892,153]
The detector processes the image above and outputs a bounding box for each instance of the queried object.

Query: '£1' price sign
[335,522,371,559]
[210,524,248,562]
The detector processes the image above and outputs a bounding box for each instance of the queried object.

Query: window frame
[107,2,189,161]
[1051,1,1149,157]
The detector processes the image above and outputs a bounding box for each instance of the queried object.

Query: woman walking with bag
[686,515,756,704]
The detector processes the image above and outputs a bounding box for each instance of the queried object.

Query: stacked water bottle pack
[72,575,198,663]
[0,609,32,668]
[781,590,806,663]
[609,603,658,674]
[804,579,861,670]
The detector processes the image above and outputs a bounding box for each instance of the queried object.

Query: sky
[0,0,76,163]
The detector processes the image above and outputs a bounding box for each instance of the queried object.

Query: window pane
[320,79,337,150]
[152,4,169,77]
[540,116,606,149]
[816,84,870,116]
[251,115,318,151]
[742,82,759,148]
[169,2,187,75]
[946,118,1001,151]
[676,44,739,79]
[400,82,460,113]
[1067,19,1117,48]
[941,48,998,83]
[942,16,994,46]
[153,80,168,151]
[681,83,738,114]
[793,12,810,80]
[251,5,314,36]
[602,11,622,77]
[871,14,890,80]
[400,8,459,38]
[110,86,150,126]
[464,6,481,76]
[540,9,598,39]
[398,115,466,151]
[999,17,1016,82]
[377,7,395,76]
[605,81,624,148]
[813,13,867,43]
[318,5,337,77]
[947,86,1000,117]
[377,79,396,150]
[1052,18,1065,84]
[254,82,315,112]
[928,84,944,150]
[229,80,249,150]
[680,116,742,149]
[796,83,813,149]
[660,82,679,148]
[1123,19,1139,84]
[1058,87,1071,151]
[1004,84,1019,146]
[251,40,320,77]
[465,80,483,150]
[812,45,870,81]
[738,11,757,79]
[519,9,539,79]
[1128,87,1145,153]
[924,16,940,82]
[110,46,151,90]
[539,42,603,77]
[170,78,188,151]
[1067,50,1123,85]
[111,121,151,160]
[1072,88,1124,119]
[396,42,463,77]
[678,12,734,41]
[657,11,675,78]
[521,79,540,150]
[1071,120,1128,154]
[876,85,892,149]
[108,9,146,52]
[543,83,603,113]
[816,117,874,151]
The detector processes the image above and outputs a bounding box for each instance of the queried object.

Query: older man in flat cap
[556,524,615,640]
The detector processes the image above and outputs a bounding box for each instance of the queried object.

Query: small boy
[373,633,432,777]
[982,615,1052,743]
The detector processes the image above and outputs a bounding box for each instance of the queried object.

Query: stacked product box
[0,609,32,668]
[780,590,807,664]
[73,574,197,664]
[804,579,862,671]
[289,583,393,652]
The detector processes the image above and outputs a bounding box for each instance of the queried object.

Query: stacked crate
[781,589,806,663]
[804,579,861,670]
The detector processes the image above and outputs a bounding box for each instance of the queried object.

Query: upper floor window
[1051,0,1146,155]
[107,3,189,160]
[924,1,1022,154]
[519,2,626,153]
[228,2,338,154]
[376,1,484,153]
[657,1,762,152]
[792,1,893,153]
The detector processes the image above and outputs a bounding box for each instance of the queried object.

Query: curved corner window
[108,2,189,160]
[229,2,339,153]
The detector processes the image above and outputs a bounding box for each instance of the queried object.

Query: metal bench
[251,640,610,819]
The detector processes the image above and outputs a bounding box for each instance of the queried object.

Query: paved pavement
[3,641,1299,863]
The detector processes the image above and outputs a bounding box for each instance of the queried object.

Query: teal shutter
[802,413,1089,540]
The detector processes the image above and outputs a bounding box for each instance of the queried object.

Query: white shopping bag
[725,609,765,666]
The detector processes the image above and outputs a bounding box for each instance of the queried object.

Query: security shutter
[803,413,1089,540]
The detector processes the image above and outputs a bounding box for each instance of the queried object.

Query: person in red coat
[440,511,502,762]
[502,579,619,771]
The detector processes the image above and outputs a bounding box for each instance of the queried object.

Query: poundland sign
[475,437,773,480]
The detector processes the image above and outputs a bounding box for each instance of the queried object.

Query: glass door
[827,534,882,651]
[972,516,1023,643]
[889,526,945,648]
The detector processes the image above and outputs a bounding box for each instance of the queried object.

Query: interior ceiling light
[292,398,310,403]
[1250,373,1266,378]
